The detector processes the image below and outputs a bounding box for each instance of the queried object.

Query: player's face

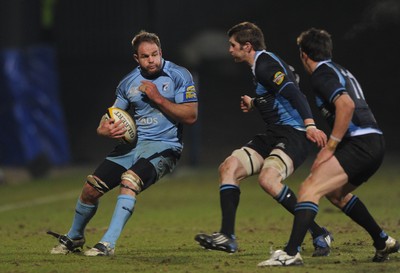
[135,42,162,75]
[228,37,246,63]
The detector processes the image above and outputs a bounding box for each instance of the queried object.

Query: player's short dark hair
[227,22,266,51]
[131,31,161,55]
[297,28,333,61]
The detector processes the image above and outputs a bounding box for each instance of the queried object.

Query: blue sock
[101,194,136,248]
[67,199,98,239]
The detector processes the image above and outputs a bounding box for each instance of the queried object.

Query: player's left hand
[138,80,164,105]
[306,127,327,148]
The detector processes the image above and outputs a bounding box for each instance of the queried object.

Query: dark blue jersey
[311,60,382,137]
[252,51,313,130]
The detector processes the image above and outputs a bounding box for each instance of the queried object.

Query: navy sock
[342,195,387,249]
[275,185,324,238]
[285,201,318,256]
[219,184,240,238]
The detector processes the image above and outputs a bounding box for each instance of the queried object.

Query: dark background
[1,0,399,168]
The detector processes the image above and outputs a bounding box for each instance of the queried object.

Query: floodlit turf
[0,159,399,273]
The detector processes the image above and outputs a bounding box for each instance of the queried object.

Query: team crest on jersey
[162,82,169,91]
[273,71,285,85]
[183,85,197,102]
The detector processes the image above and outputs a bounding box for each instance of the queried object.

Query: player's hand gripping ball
[106,107,137,143]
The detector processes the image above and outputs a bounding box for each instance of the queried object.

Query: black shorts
[335,133,385,186]
[245,125,311,170]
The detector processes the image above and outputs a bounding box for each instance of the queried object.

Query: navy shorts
[92,140,181,193]
[245,125,311,170]
[335,133,385,186]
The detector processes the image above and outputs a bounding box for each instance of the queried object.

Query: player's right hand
[97,118,126,139]
[240,95,254,112]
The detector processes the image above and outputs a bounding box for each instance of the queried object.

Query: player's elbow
[181,104,198,125]
[183,113,198,125]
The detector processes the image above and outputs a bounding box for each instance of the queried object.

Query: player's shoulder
[117,66,141,88]
[163,60,193,80]
[313,61,342,81]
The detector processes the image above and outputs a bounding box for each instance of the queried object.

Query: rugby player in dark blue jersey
[259,28,399,266]
[195,22,331,257]
[48,31,198,256]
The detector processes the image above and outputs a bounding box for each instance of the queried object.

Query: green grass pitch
[0,159,399,273]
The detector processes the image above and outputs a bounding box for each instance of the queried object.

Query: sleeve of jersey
[312,68,346,103]
[279,83,313,120]
[255,61,313,120]
[172,66,198,104]
[112,84,130,110]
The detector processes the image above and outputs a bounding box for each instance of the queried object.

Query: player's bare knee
[219,156,238,175]
[121,170,143,195]
[81,183,102,204]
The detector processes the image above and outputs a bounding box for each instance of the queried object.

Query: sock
[285,201,318,256]
[100,194,136,248]
[342,195,387,249]
[67,199,98,239]
[219,184,240,238]
[275,185,324,238]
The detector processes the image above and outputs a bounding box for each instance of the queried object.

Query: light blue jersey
[113,59,197,150]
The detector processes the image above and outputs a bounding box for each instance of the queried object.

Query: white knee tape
[262,149,294,180]
[121,171,144,194]
[231,148,262,176]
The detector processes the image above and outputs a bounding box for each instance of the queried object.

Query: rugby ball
[106,107,137,143]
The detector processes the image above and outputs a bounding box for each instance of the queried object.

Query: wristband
[330,135,342,142]
[326,135,341,151]
[305,123,316,131]
[250,98,256,109]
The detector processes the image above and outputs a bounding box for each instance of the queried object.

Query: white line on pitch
[0,191,80,213]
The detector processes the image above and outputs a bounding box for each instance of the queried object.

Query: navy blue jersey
[252,51,312,130]
[113,59,197,149]
[311,60,382,137]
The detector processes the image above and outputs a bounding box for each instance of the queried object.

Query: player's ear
[300,51,307,60]
[244,42,252,52]
[133,54,138,63]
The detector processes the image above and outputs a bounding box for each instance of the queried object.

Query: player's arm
[327,93,354,150]
[138,80,198,125]
[276,83,326,147]
[311,93,354,171]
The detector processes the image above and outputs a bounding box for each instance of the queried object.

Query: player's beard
[141,63,162,79]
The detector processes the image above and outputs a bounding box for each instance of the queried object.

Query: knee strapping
[262,149,294,180]
[121,171,144,195]
[231,148,262,176]
[86,175,110,194]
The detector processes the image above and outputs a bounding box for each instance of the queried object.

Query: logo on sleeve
[183,85,197,102]
[273,71,285,85]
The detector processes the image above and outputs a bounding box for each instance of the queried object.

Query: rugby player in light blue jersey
[49,31,198,256]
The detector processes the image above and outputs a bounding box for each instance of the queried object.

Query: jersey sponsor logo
[138,117,159,125]
[183,85,197,102]
[273,71,285,85]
